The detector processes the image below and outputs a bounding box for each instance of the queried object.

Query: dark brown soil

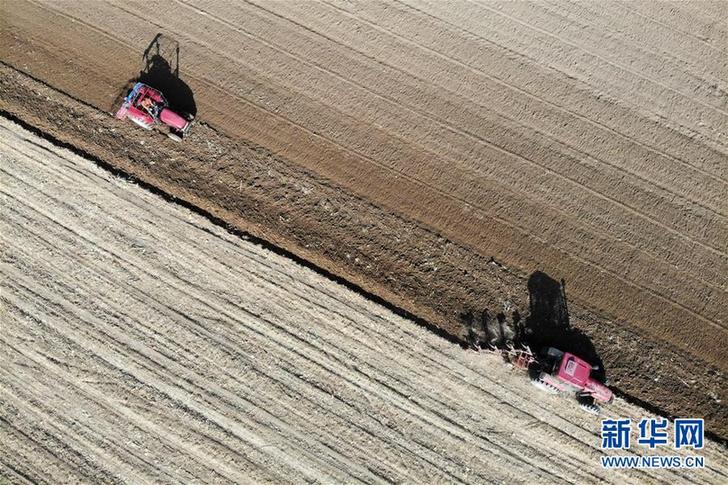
[2,65,725,440]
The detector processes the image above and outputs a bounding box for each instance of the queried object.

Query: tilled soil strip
[1,64,725,440]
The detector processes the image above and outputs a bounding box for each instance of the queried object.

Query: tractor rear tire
[576,394,600,414]
[130,117,153,130]
[531,377,559,394]
[579,402,600,415]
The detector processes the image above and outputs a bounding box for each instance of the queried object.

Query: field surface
[1,0,727,438]
[3,118,728,483]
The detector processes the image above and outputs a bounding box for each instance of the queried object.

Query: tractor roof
[557,353,592,386]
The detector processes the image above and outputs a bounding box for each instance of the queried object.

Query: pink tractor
[115,82,194,141]
[498,345,613,413]
[531,347,613,413]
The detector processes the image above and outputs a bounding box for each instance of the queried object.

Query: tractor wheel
[579,402,600,415]
[167,132,183,142]
[576,393,600,414]
[531,377,559,394]
[130,117,153,130]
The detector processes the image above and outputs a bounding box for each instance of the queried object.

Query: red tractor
[498,345,613,413]
[115,82,194,141]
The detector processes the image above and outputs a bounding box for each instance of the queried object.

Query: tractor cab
[117,83,163,129]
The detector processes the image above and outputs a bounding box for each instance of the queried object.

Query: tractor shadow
[111,33,196,117]
[522,271,607,382]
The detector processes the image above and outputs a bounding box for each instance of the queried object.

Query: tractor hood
[159,108,189,130]
[585,378,614,403]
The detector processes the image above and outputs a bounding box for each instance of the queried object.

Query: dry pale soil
[2,118,728,483]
